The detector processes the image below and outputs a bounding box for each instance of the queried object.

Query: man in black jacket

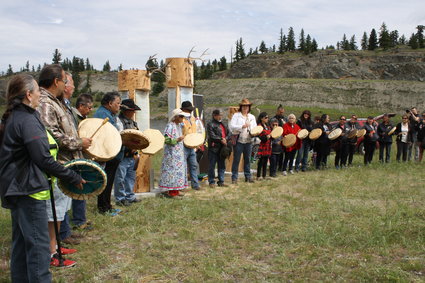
[207,110,230,187]
[377,114,393,163]
[345,114,361,166]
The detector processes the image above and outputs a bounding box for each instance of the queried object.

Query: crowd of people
[0,66,424,281]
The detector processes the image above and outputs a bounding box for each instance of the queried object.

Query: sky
[1,0,424,72]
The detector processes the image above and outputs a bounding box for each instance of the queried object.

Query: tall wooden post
[118,70,152,192]
[165,58,194,115]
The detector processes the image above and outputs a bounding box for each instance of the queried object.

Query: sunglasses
[341,119,346,121]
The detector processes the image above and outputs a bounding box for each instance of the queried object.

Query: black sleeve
[207,122,222,142]
[22,121,82,185]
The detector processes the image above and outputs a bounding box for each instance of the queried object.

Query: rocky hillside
[214,48,425,82]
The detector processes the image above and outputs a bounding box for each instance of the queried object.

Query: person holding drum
[37,64,92,265]
[395,114,414,162]
[345,114,361,166]
[282,114,302,175]
[94,92,123,215]
[180,101,201,190]
[269,118,283,177]
[0,74,84,280]
[333,116,347,169]
[114,99,142,206]
[159,109,189,197]
[72,93,93,124]
[206,109,230,188]
[313,114,332,169]
[295,110,313,172]
[256,112,272,180]
[229,98,257,184]
[377,114,394,163]
[272,104,288,171]
[363,116,379,165]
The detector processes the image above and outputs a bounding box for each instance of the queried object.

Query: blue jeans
[208,149,225,184]
[114,157,136,202]
[184,147,200,189]
[59,213,71,241]
[71,199,86,226]
[232,142,252,181]
[295,141,310,171]
[10,196,51,283]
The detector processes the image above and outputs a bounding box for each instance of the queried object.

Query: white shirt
[229,112,257,144]
[401,123,408,143]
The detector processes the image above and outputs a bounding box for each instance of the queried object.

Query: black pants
[98,157,121,213]
[379,141,392,163]
[364,141,376,164]
[347,143,356,165]
[277,152,284,171]
[397,141,409,162]
[282,150,297,172]
[315,144,329,169]
[257,156,269,178]
[269,153,280,177]
[335,143,348,167]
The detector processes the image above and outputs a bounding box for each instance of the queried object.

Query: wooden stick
[90,118,109,139]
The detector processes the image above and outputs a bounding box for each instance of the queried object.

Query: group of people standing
[205,99,425,187]
[0,66,145,281]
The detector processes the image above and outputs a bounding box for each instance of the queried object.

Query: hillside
[1,49,424,112]
[214,48,425,81]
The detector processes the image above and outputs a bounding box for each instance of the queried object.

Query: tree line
[2,22,424,90]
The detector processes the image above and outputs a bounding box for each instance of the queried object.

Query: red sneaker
[50,253,77,267]
[60,246,77,255]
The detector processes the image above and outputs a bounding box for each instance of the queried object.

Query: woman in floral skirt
[159,109,189,198]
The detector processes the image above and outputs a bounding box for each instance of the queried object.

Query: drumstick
[90,118,109,139]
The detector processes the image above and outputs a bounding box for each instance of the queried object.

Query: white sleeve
[230,113,243,134]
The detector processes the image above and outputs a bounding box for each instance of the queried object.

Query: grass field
[1,151,424,282]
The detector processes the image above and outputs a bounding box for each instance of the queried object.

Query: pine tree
[311,39,318,52]
[37,64,41,72]
[341,34,350,50]
[378,22,391,50]
[349,35,357,50]
[31,65,35,72]
[287,27,296,51]
[259,41,267,54]
[390,30,399,47]
[409,33,419,49]
[368,28,378,50]
[234,38,246,62]
[85,58,91,71]
[219,56,227,71]
[304,34,312,54]
[399,34,407,45]
[298,29,306,51]
[103,60,111,72]
[6,64,13,76]
[52,49,62,64]
[278,28,286,54]
[416,25,424,48]
[118,63,123,71]
[361,32,368,50]
[247,48,253,56]
[272,44,276,53]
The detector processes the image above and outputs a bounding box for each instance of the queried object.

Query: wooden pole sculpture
[117,57,166,193]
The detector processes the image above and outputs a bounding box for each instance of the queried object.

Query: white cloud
[1,0,424,72]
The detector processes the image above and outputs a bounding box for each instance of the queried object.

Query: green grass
[1,155,424,282]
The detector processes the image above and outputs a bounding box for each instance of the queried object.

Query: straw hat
[239,98,252,106]
[169,108,190,122]
[309,128,323,140]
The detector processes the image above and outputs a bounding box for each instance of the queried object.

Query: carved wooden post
[165,58,194,115]
[118,70,152,193]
